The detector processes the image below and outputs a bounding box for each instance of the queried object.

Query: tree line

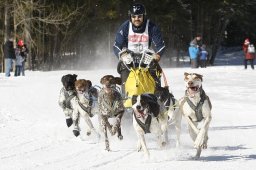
[1,0,256,71]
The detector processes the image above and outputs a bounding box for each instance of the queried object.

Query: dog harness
[185,89,210,122]
[134,113,152,133]
[78,101,93,117]
[99,88,124,117]
[77,91,95,117]
[63,89,76,109]
[164,93,176,111]
[101,97,120,117]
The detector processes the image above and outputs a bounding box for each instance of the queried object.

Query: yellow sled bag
[124,68,155,107]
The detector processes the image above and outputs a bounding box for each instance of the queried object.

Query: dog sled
[119,49,159,108]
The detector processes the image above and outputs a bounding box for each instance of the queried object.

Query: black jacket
[3,40,16,59]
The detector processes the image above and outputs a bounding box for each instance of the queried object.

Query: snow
[0,48,256,170]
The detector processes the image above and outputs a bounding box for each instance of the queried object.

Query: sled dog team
[58,72,212,159]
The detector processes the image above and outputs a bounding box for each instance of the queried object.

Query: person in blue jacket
[113,3,165,92]
[188,44,199,68]
[199,44,208,68]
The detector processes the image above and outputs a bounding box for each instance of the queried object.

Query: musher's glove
[143,49,160,63]
[154,54,161,62]
[119,49,132,64]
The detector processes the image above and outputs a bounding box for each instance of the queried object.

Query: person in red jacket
[242,38,255,69]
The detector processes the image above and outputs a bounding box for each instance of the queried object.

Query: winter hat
[18,39,24,47]
[244,38,250,45]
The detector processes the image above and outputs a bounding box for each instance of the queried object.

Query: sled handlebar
[119,49,156,66]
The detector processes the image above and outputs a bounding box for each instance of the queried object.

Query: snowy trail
[1,59,256,169]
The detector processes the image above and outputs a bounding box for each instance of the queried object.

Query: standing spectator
[17,40,28,76]
[242,38,255,70]
[14,47,24,76]
[188,44,199,68]
[189,35,202,68]
[3,35,16,77]
[199,44,208,68]
[190,35,202,47]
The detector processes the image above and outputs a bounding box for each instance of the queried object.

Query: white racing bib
[128,20,149,53]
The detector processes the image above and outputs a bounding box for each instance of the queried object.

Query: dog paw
[66,118,73,127]
[105,147,110,152]
[137,143,142,152]
[118,135,123,140]
[192,155,200,160]
[193,148,202,160]
[73,130,80,137]
[202,142,207,149]
[161,141,167,147]
[86,131,91,136]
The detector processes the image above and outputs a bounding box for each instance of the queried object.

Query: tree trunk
[210,18,230,65]
[2,0,10,73]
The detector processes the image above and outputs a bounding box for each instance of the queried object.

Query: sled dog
[98,75,125,151]
[58,74,77,128]
[132,92,175,158]
[155,86,181,147]
[178,72,212,159]
[71,79,100,139]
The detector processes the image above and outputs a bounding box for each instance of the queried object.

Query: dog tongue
[135,110,145,119]
[190,87,198,91]
[188,87,198,95]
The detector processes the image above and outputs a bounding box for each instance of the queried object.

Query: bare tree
[11,0,80,70]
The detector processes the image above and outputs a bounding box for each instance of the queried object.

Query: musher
[113,3,166,95]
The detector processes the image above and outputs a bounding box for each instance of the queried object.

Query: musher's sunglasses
[131,14,143,19]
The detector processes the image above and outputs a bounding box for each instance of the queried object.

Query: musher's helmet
[128,3,146,18]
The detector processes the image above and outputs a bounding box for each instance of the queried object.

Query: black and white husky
[132,92,178,158]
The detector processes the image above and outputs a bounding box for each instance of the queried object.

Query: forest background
[0,0,255,71]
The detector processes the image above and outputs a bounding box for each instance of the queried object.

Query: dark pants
[200,60,207,68]
[15,65,22,76]
[244,59,254,69]
[21,61,25,76]
[5,58,13,77]
[191,59,198,68]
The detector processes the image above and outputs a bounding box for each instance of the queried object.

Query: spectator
[199,44,208,68]
[242,38,255,70]
[190,35,202,48]
[17,40,28,76]
[188,44,199,68]
[3,35,16,77]
[14,47,24,76]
